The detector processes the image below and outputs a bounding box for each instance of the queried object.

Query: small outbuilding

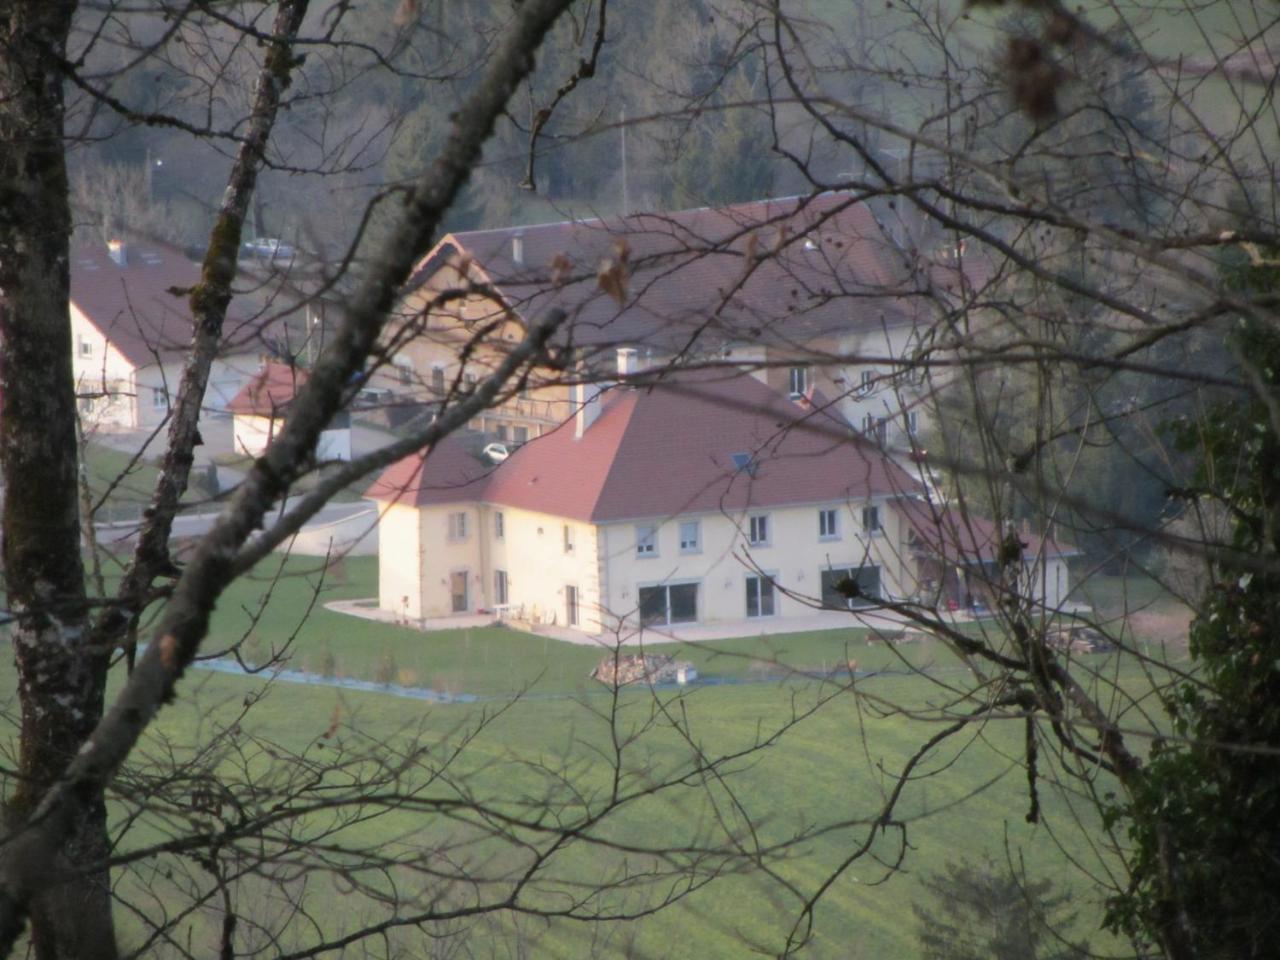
[227,362,351,460]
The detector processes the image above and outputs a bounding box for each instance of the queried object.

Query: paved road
[95,497,373,546]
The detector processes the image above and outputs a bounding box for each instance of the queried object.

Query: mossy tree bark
[0,2,116,957]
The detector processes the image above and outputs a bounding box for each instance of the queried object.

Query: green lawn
[190,555,1010,696]
[1,554,1182,957]
[82,441,164,522]
[0,660,1138,959]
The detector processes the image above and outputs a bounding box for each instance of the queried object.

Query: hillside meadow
[0,554,1187,957]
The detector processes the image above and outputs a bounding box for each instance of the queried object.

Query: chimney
[107,238,128,267]
[511,231,524,266]
[616,346,638,377]
[574,381,605,438]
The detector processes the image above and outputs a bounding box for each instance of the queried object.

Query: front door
[450,571,469,613]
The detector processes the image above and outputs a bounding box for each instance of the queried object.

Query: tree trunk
[0,2,117,957]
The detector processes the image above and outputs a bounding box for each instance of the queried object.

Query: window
[79,396,94,414]
[431,366,445,394]
[563,523,575,554]
[78,338,93,357]
[396,362,413,385]
[636,525,657,557]
[731,452,759,477]
[820,566,881,609]
[513,426,529,444]
[448,511,469,541]
[748,514,769,546]
[493,511,505,540]
[679,520,700,553]
[858,370,875,395]
[788,365,809,398]
[638,582,698,626]
[745,574,776,618]
[152,388,169,409]
[450,570,469,613]
[906,411,919,437]
[819,508,839,540]
[861,505,882,534]
[496,424,509,441]
[862,415,886,444]
[565,584,579,626]
[494,570,508,606]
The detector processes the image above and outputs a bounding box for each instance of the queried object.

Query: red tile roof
[405,192,923,356]
[226,362,307,416]
[364,433,494,508]
[367,371,922,522]
[895,497,1079,563]
[71,239,267,367]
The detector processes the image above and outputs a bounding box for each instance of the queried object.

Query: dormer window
[731,452,759,477]
[788,366,809,398]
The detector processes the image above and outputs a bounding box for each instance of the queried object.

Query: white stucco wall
[479,504,604,630]
[70,304,138,429]
[597,496,909,629]
[835,321,934,448]
[233,414,277,456]
[377,502,426,621]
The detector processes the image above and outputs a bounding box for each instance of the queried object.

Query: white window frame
[745,573,777,618]
[493,511,505,540]
[748,514,770,547]
[788,365,809,398]
[565,584,579,626]
[819,508,840,540]
[679,520,700,554]
[906,410,919,437]
[638,580,699,626]
[858,370,875,395]
[563,523,575,554]
[152,387,169,410]
[448,511,469,541]
[861,504,882,536]
[635,524,658,557]
[78,337,93,357]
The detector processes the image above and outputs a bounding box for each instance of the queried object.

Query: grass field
[2,554,1186,957]
[188,555,1025,696]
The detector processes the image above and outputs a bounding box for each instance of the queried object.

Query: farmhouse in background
[70,238,275,430]
[374,191,979,456]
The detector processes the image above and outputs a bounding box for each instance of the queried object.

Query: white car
[482,442,510,463]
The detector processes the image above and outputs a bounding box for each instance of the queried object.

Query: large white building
[366,371,1070,635]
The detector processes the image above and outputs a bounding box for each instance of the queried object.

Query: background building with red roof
[895,498,1079,613]
[70,238,276,430]
[226,361,351,460]
[366,370,933,633]
[372,191,976,456]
